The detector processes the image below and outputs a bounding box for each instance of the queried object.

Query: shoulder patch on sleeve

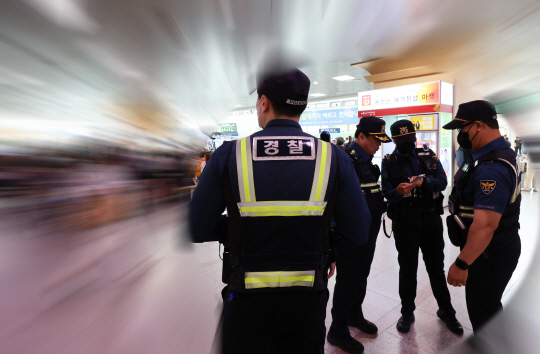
[480,180,496,195]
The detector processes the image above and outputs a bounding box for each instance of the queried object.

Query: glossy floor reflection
[196,191,538,353]
[0,192,536,354]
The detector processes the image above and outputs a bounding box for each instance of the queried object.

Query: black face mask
[457,131,473,150]
[397,142,416,155]
[457,123,479,150]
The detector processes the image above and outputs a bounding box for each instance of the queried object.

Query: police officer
[443,100,521,333]
[328,117,392,353]
[189,65,371,354]
[381,120,463,335]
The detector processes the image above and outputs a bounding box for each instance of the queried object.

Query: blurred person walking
[320,130,331,142]
[336,137,345,149]
[514,137,522,155]
[200,151,213,175]
[504,135,511,147]
[189,64,370,354]
[345,136,353,147]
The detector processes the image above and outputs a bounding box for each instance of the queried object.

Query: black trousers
[393,216,456,316]
[330,215,381,337]
[465,237,521,332]
[220,286,329,354]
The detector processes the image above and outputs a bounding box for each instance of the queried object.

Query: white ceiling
[1,0,540,137]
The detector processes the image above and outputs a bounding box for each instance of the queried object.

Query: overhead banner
[358,81,453,117]
[300,107,358,126]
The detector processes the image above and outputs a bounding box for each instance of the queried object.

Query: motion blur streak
[1,0,540,353]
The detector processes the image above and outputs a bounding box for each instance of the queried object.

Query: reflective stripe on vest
[236,137,332,217]
[493,158,521,203]
[245,270,315,289]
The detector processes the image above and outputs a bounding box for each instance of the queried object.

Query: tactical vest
[343,146,387,215]
[447,149,521,248]
[384,145,444,222]
[222,136,338,293]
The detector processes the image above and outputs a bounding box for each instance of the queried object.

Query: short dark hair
[336,137,345,146]
[484,120,499,129]
[354,129,370,139]
[258,93,306,117]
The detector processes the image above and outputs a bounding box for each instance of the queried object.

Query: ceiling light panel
[332,75,355,81]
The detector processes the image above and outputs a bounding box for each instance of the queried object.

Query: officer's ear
[258,94,270,113]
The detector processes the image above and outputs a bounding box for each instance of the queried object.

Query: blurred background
[1,0,540,353]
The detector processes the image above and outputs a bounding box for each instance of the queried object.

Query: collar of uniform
[349,141,371,161]
[472,136,508,162]
[265,119,303,129]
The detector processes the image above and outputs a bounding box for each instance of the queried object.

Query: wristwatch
[455,257,470,270]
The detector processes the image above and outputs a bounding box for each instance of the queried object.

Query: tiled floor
[197,191,538,353]
[0,191,537,353]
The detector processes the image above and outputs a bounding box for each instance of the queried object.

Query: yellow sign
[410,115,435,130]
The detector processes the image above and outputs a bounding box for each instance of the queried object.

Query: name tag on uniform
[253,136,315,161]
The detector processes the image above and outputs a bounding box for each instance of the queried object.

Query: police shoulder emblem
[480,180,496,195]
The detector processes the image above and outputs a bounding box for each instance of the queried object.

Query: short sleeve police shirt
[463,137,517,214]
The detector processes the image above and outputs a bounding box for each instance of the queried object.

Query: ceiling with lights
[1,0,540,140]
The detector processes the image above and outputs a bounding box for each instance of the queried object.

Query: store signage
[218,123,237,134]
[300,107,358,126]
[319,128,341,134]
[410,115,435,130]
[440,82,454,106]
[358,81,453,117]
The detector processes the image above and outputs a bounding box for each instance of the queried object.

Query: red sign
[358,104,453,117]
[362,95,371,106]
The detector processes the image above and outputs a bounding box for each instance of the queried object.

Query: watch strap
[455,257,470,270]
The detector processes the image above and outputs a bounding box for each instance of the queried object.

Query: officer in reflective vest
[189,65,370,354]
[443,100,521,333]
[327,117,391,353]
[381,120,463,335]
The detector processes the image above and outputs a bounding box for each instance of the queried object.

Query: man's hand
[447,263,468,287]
[327,262,336,279]
[396,182,415,195]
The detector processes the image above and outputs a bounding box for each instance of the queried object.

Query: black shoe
[437,309,464,335]
[348,318,378,335]
[396,313,415,333]
[327,328,364,354]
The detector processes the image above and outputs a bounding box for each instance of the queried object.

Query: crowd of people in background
[0,143,201,232]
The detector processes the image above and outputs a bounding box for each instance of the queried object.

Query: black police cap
[257,67,310,106]
[443,100,497,130]
[390,120,416,144]
[356,116,392,143]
